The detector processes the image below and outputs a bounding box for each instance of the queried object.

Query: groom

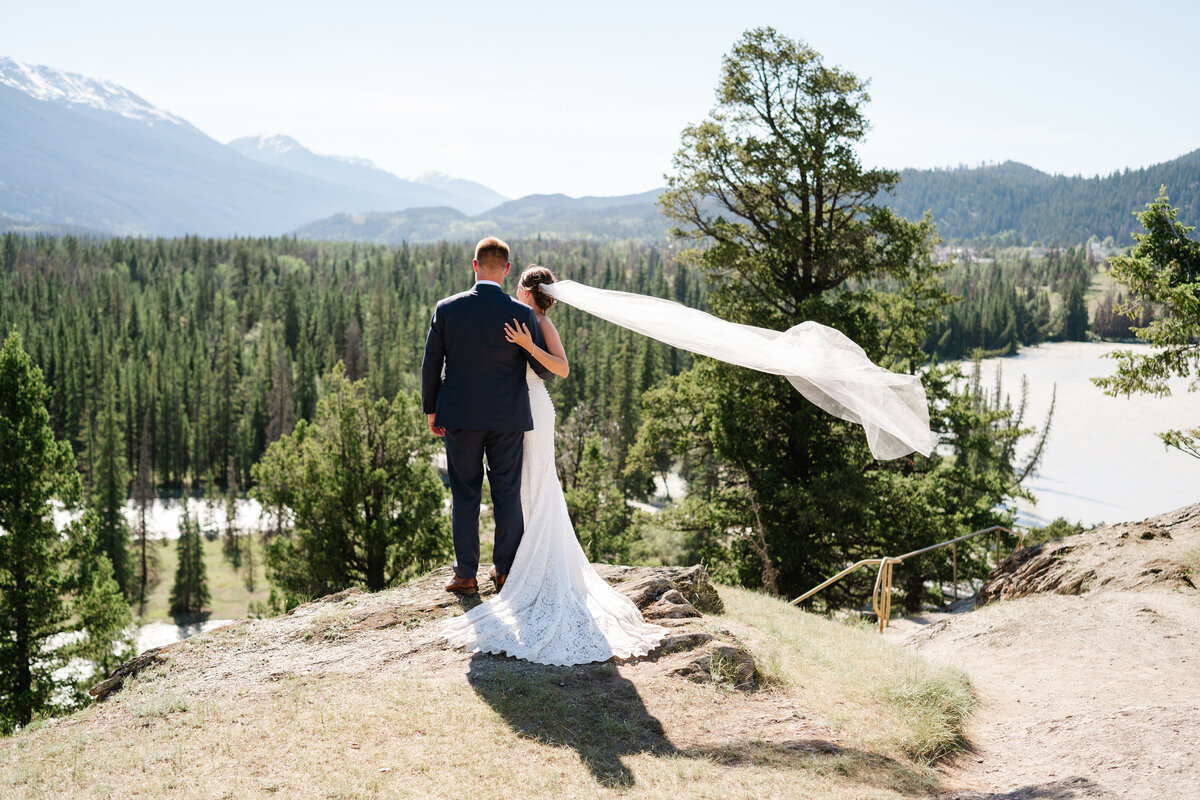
[421,237,554,595]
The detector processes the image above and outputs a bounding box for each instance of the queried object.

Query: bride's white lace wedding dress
[438,366,669,666]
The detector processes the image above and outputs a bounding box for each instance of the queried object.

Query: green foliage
[634,29,1044,607]
[169,506,210,616]
[1023,517,1089,547]
[662,26,926,334]
[0,330,131,733]
[1093,189,1200,459]
[65,513,135,675]
[91,370,133,597]
[923,246,1091,360]
[564,435,632,562]
[252,363,449,608]
[0,236,702,495]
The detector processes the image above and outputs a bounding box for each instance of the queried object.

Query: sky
[3,0,1198,199]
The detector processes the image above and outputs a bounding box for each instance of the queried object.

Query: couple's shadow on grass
[466,652,669,788]
[465,653,928,793]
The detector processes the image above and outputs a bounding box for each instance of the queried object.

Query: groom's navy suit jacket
[421,282,553,431]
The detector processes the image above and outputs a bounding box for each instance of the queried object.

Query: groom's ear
[503,262,511,276]
[472,259,479,275]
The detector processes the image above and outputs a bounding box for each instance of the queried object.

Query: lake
[974,341,1197,527]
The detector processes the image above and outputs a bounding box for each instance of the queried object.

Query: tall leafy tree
[633,28,1036,603]
[252,363,448,609]
[1094,189,1200,459]
[0,330,131,732]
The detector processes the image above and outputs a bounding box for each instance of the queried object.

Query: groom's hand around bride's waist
[427,413,446,437]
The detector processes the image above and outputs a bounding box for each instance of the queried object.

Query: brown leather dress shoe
[444,575,479,595]
[488,566,507,591]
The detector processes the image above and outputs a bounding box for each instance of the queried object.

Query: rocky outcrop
[90,563,760,700]
[979,504,1199,605]
[592,564,725,615]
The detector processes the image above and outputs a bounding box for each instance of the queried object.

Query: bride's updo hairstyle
[518,266,557,313]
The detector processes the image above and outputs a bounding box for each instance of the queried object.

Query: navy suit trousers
[444,427,525,578]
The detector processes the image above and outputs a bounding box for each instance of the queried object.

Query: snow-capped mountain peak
[331,154,378,169]
[410,170,453,184]
[234,134,304,156]
[229,135,378,169]
[0,56,194,130]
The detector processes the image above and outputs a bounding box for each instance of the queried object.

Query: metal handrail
[790,525,1027,632]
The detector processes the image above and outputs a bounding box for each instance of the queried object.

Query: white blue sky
[3,0,1197,198]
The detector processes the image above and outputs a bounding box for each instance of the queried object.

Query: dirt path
[885,506,1200,800]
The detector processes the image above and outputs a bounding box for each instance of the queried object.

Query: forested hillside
[885,151,1200,243]
[292,190,668,245]
[0,233,701,496]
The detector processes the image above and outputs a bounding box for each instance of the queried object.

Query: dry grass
[1178,546,1200,579]
[2,581,971,800]
[716,587,973,763]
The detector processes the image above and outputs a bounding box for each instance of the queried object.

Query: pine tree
[223,464,241,568]
[169,506,210,616]
[267,344,295,444]
[132,412,158,617]
[243,526,257,594]
[0,330,131,731]
[564,435,631,563]
[1094,190,1200,459]
[252,364,447,605]
[294,336,317,423]
[91,370,133,597]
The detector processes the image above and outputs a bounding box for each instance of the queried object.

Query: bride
[438,266,670,666]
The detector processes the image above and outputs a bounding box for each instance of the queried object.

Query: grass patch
[881,668,973,763]
[1178,546,1200,578]
[138,534,270,624]
[717,586,974,765]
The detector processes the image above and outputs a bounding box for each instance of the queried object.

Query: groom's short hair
[474,237,510,271]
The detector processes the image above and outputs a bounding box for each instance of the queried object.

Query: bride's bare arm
[504,316,569,378]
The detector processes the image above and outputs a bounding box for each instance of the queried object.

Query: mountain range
[0,57,504,237]
[225,135,505,216]
[2,55,1197,244]
[292,189,668,244]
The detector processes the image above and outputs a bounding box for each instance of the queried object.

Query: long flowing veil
[540,280,936,460]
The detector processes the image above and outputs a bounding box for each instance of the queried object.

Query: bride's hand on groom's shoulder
[504,318,534,352]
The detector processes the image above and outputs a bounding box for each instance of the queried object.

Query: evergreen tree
[267,344,295,444]
[633,28,1038,601]
[243,526,257,594]
[223,465,242,568]
[1062,278,1089,341]
[252,363,448,608]
[564,435,631,562]
[91,370,133,597]
[0,330,131,732]
[1094,190,1200,459]
[132,412,158,617]
[169,506,210,616]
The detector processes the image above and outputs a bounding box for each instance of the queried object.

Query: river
[974,341,1196,527]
